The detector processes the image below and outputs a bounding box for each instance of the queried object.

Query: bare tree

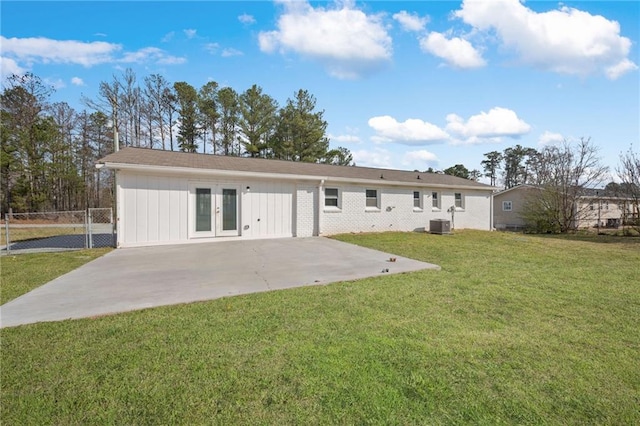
[119,68,141,147]
[83,73,122,152]
[144,74,172,150]
[617,146,640,233]
[521,138,609,233]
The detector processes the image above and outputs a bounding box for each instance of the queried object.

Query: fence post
[4,213,10,254]
[84,210,88,249]
[88,209,93,249]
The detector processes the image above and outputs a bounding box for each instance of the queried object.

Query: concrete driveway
[0,237,439,328]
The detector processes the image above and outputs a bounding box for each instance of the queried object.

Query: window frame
[324,187,340,210]
[454,192,465,210]
[502,200,513,211]
[365,189,380,210]
[413,190,423,211]
[431,191,440,210]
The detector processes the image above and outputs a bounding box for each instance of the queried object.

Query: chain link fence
[2,208,115,255]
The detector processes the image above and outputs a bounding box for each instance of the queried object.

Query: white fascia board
[101,162,326,182]
[102,162,494,192]
[324,176,495,191]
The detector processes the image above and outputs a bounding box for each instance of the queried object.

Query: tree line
[1,71,353,214]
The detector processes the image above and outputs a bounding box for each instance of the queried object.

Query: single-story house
[493,184,537,231]
[97,148,495,248]
[493,184,639,231]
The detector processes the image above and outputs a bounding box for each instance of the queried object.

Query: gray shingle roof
[98,147,493,190]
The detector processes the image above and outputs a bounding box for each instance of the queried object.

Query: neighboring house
[493,185,537,231]
[97,148,495,248]
[575,188,639,229]
[493,184,638,231]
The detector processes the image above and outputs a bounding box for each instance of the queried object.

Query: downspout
[490,191,494,231]
[317,179,325,236]
[114,170,121,248]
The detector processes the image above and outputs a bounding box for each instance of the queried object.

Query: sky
[1,0,639,183]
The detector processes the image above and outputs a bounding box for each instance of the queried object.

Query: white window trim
[365,188,380,211]
[431,191,441,211]
[454,192,465,211]
[324,187,341,212]
[502,200,513,212]
[413,190,423,211]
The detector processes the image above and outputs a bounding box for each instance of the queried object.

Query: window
[454,192,464,209]
[325,188,339,208]
[413,191,422,209]
[502,201,512,211]
[366,189,379,209]
[432,191,440,209]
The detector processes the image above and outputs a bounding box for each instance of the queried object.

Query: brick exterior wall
[295,185,318,237]
[319,184,492,235]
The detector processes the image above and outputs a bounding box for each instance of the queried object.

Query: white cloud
[351,147,393,168]
[393,11,428,32]
[0,57,27,79]
[606,58,639,80]
[258,1,392,79]
[204,43,220,54]
[368,115,449,145]
[161,31,175,43]
[402,150,439,169]
[329,134,362,144]
[44,78,65,90]
[445,107,531,140]
[119,47,186,65]
[455,0,637,79]
[238,13,256,25]
[221,48,243,58]
[420,32,486,69]
[1,36,119,67]
[1,36,185,68]
[71,77,85,86]
[538,131,565,146]
[183,29,197,39]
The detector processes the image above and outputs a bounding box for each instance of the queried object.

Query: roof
[98,147,494,190]
[494,183,635,200]
[493,184,538,197]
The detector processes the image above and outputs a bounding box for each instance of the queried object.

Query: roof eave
[98,162,494,191]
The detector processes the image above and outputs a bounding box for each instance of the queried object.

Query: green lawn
[1,231,639,424]
[1,248,113,304]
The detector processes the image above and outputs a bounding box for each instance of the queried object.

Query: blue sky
[1,0,638,182]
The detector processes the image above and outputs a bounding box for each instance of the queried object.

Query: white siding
[241,181,294,238]
[119,173,188,247]
[118,171,293,247]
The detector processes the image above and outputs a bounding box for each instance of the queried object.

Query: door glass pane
[195,188,211,232]
[222,189,237,231]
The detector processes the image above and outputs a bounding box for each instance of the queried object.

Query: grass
[1,231,639,424]
[0,248,112,304]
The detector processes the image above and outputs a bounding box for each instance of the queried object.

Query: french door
[190,183,239,238]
